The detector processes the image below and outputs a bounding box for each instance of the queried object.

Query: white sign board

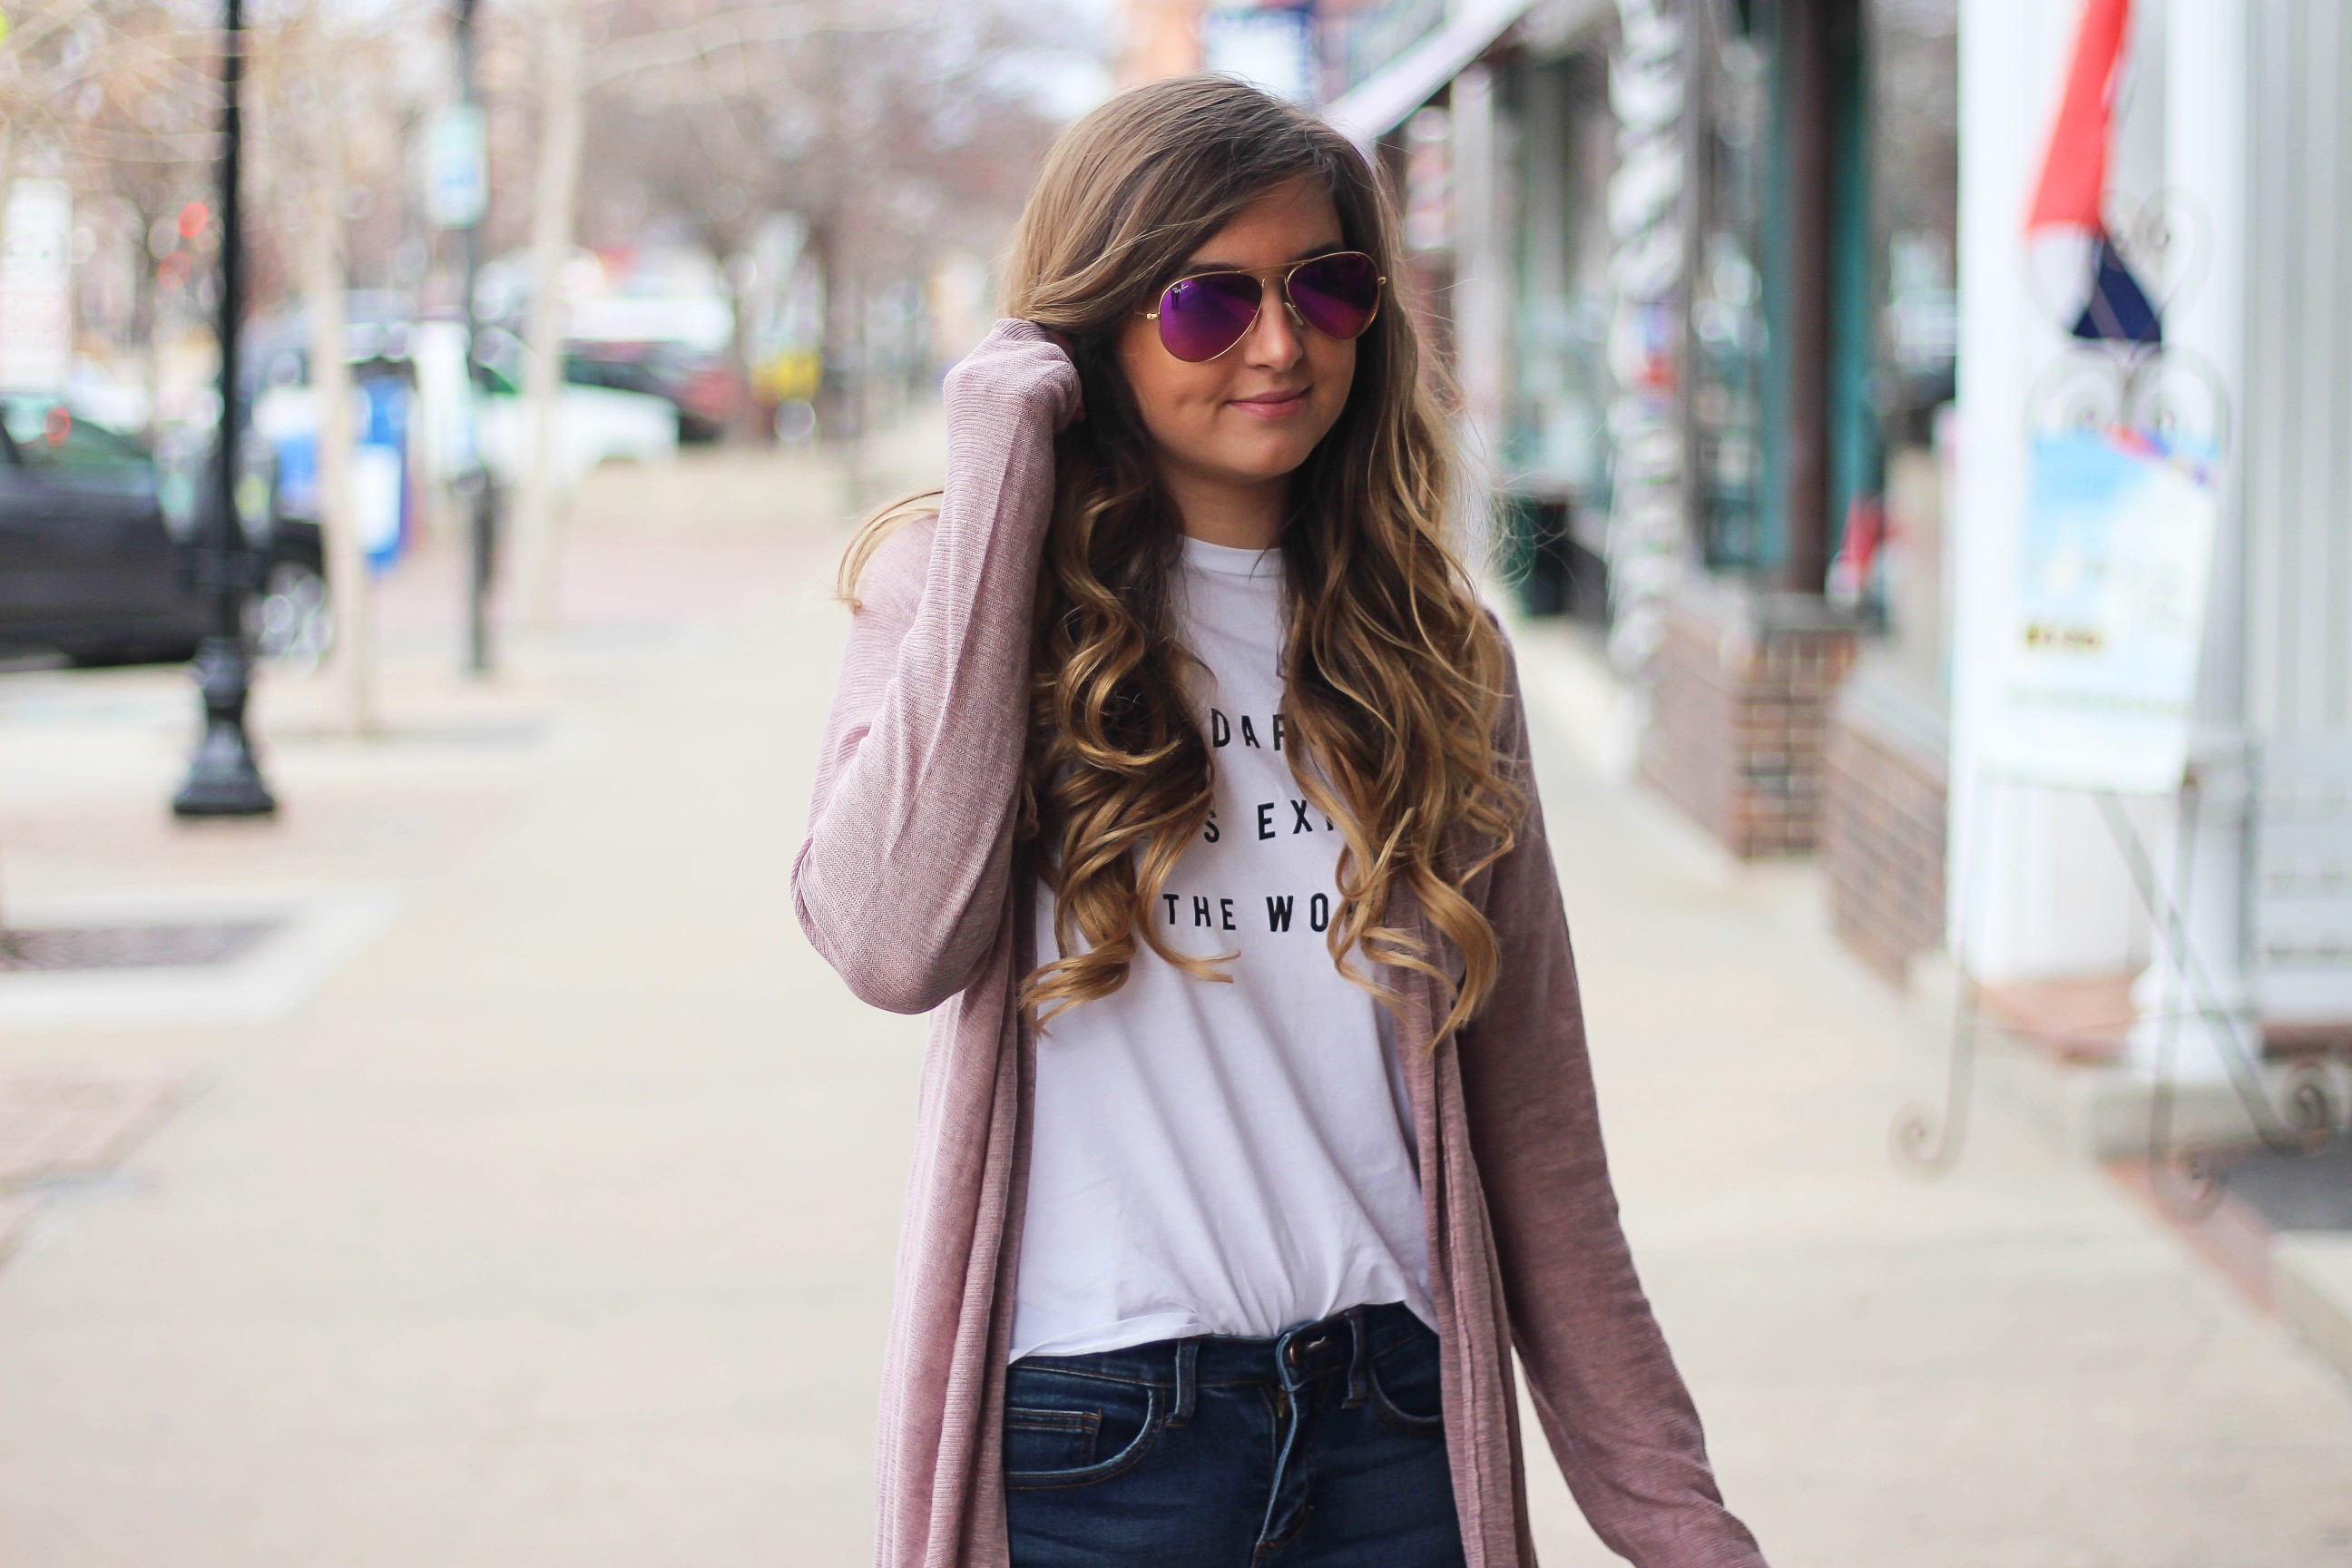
[1984,431,2219,795]
[0,180,73,393]
[424,105,487,230]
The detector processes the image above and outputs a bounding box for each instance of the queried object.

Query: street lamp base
[172,740,277,817]
[172,635,277,818]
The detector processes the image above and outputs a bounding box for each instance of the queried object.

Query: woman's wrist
[944,319,1082,434]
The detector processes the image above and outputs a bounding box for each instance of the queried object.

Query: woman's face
[1116,177,1358,504]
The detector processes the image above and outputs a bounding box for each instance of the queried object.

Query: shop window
[1693,13,1773,573]
[1861,0,1958,690]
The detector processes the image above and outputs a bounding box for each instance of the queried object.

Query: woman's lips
[1230,389,1309,418]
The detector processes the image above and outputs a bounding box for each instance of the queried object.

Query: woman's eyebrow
[1177,240,1351,273]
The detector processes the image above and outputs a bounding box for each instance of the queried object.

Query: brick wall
[1638,578,1861,858]
[1820,660,1948,986]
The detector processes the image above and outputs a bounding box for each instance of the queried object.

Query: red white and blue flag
[2025,0,2161,347]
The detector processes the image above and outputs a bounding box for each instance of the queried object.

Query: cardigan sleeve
[790,318,1076,1015]
[1455,635,1769,1568]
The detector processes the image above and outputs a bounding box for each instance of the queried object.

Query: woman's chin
[1189,438,1325,489]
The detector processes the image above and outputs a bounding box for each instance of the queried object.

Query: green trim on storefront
[1753,0,1793,580]
[1827,0,1880,573]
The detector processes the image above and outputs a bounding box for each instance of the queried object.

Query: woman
[795,75,1767,1568]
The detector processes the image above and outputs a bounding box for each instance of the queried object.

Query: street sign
[424,104,487,230]
[0,180,72,393]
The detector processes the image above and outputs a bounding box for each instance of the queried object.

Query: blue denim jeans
[1003,1300,1466,1567]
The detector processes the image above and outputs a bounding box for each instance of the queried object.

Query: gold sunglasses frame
[1141,250,1388,362]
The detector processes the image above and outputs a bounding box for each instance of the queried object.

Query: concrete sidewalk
[3,437,2350,1565]
[1500,627,2352,1564]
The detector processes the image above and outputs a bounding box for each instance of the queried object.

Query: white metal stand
[1895,763,2343,1214]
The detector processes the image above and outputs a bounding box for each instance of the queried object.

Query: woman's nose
[1241,286,1305,368]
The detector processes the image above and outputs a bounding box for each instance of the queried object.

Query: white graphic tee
[1010,534,1434,1362]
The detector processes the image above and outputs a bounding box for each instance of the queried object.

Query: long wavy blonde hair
[840,75,1523,1045]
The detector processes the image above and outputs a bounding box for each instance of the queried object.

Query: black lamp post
[172,0,275,818]
[454,0,494,676]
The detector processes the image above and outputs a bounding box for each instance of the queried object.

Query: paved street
[3,431,2350,1566]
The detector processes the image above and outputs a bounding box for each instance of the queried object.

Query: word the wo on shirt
[1159,706,1346,937]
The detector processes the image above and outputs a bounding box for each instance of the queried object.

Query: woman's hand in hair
[944,318,1083,436]
[1035,328,1085,425]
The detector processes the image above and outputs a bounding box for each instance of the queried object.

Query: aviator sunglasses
[1144,250,1386,363]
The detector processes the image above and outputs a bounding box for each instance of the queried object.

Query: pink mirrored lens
[1158,271,1262,361]
[1288,253,1380,340]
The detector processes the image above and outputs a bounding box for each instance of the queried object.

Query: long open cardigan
[792,319,1768,1568]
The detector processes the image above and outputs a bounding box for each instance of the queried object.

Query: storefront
[1312,4,1971,940]
[1489,40,1616,617]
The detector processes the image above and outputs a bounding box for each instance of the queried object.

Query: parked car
[249,301,679,514]
[460,325,681,485]
[230,316,678,670]
[562,339,739,443]
[0,396,330,670]
[0,397,210,666]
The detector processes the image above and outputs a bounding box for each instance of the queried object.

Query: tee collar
[1179,533,1282,583]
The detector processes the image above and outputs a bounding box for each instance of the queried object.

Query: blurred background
[2,0,2349,1563]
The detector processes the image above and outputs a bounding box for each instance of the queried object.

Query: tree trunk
[728,249,764,445]
[513,0,585,632]
[303,71,374,735]
[134,209,161,438]
[841,266,871,509]
[811,219,853,441]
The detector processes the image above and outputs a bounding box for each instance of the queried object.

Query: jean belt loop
[1343,1305,1368,1408]
[1170,1338,1199,1427]
[1275,1320,1308,1394]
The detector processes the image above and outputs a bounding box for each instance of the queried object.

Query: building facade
[1950,0,2352,1088]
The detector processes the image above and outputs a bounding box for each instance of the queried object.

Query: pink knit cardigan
[792,319,1768,1568]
